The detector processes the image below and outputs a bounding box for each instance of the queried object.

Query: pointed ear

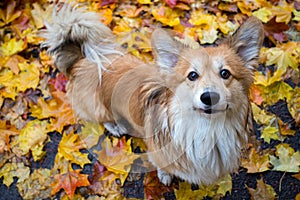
[228,17,264,70]
[151,29,183,69]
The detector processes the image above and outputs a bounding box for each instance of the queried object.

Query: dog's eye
[220,69,231,79]
[187,71,199,81]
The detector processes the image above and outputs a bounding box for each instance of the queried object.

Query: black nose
[200,91,220,106]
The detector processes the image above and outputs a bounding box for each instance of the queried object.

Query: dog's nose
[200,91,220,106]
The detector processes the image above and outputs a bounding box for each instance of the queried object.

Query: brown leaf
[264,17,289,43]
[143,171,174,199]
[247,179,276,200]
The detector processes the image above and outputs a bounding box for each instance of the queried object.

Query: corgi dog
[42,5,264,185]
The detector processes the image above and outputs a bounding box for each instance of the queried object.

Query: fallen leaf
[56,131,91,170]
[12,119,48,161]
[1,37,26,57]
[0,1,22,26]
[0,162,30,187]
[250,85,264,106]
[143,171,174,199]
[79,122,105,149]
[247,179,276,200]
[270,144,300,172]
[152,6,182,27]
[94,137,139,185]
[252,7,272,23]
[51,169,90,198]
[17,168,53,199]
[242,148,270,173]
[261,125,281,144]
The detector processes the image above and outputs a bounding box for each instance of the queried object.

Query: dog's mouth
[194,105,229,114]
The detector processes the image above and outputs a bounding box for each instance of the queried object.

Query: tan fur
[42,5,264,185]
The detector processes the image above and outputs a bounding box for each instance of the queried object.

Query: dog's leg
[104,122,127,137]
[157,169,172,186]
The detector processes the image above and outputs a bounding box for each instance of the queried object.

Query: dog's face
[151,17,264,118]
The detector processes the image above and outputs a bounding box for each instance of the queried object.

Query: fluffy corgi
[42,5,264,185]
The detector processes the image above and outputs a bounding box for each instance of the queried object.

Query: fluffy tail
[41,4,121,80]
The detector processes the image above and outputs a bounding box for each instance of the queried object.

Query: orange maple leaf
[51,170,90,198]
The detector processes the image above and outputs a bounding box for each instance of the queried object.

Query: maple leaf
[252,7,272,23]
[287,87,300,125]
[1,37,26,57]
[152,6,182,27]
[78,122,105,149]
[269,144,300,172]
[242,148,270,173]
[261,125,282,144]
[175,181,215,199]
[30,3,53,29]
[143,171,174,199]
[0,1,22,26]
[0,61,40,99]
[17,168,53,199]
[31,90,75,133]
[251,103,275,125]
[247,179,277,200]
[94,137,139,185]
[56,131,91,170]
[51,169,90,198]
[250,84,264,106]
[278,119,296,136]
[0,120,19,153]
[265,42,299,71]
[271,0,294,24]
[263,17,289,43]
[0,162,30,187]
[11,119,48,161]
[175,175,232,199]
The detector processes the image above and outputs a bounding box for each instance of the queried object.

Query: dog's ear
[151,29,183,69]
[228,17,264,70]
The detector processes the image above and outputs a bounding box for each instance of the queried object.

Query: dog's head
[151,17,264,116]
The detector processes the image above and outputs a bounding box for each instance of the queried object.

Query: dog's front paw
[157,169,172,186]
[104,122,127,137]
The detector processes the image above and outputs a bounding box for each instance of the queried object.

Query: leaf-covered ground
[0,0,300,199]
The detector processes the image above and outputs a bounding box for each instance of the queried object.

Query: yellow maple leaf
[271,0,294,24]
[252,7,272,23]
[251,103,275,125]
[261,125,283,144]
[12,120,48,161]
[138,0,152,4]
[56,131,91,169]
[152,6,181,27]
[17,61,40,91]
[242,148,270,173]
[31,90,75,133]
[287,87,300,125]
[0,61,40,99]
[0,162,30,187]
[265,43,298,71]
[189,10,215,28]
[1,37,27,57]
[293,10,300,21]
[30,3,46,29]
[95,136,139,185]
[79,122,105,149]
[254,70,284,87]
[270,144,300,172]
